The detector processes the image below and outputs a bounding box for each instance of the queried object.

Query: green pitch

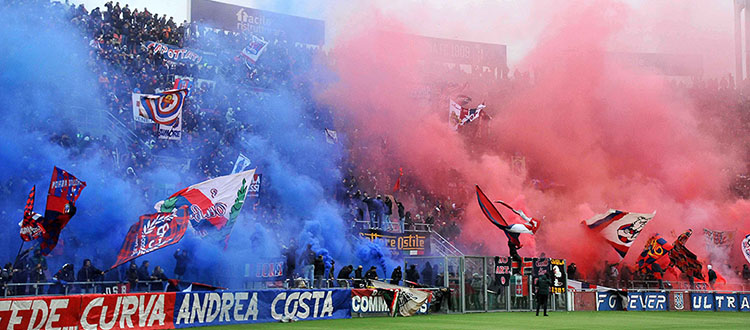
[200,311,749,330]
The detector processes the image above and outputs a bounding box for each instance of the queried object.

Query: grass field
[200,311,750,330]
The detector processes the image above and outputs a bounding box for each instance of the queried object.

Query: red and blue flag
[40,167,86,255]
[475,185,521,247]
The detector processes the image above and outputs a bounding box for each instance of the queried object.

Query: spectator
[390,266,402,285]
[567,263,577,281]
[337,265,353,288]
[137,260,153,291]
[152,266,168,281]
[743,264,750,283]
[283,244,297,287]
[421,262,434,287]
[405,264,420,286]
[49,263,75,294]
[173,249,189,280]
[328,260,336,287]
[707,265,717,289]
[364,266,378,285]
[354,265,364,288]
[77,259,104,293]
[313,255,325,289]
[300,244,316,288]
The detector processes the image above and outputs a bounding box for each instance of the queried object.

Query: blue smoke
[0,1,398,287]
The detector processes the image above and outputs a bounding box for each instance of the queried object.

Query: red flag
[112,209,189,269]
[20,186,45,241]
[40,167,86,255]
[392,168,403,193]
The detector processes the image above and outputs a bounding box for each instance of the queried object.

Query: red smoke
[319,2,749,278]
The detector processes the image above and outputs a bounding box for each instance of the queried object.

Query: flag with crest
[583,209,655,259]
[636,233,673,270]
[112,209,189,269]
[154,169,256,243]
[40,167,86,255]
[19,186,45,241]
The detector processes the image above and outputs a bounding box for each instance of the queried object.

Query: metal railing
[1,280,168,297]
[351,219,433,233]
[430,231,463,256]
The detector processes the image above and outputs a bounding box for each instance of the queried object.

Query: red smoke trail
[319,2,749,278]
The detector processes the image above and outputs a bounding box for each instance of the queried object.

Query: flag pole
[13,240,25,266]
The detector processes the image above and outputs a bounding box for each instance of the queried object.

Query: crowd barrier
[0,289,352,329]
[571,290,750,312]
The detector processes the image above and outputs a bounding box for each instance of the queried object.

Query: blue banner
[691,292,715,311]
[740,294,750,312]
[715,293,739,311]
[627,292,667,311]
[596,292,624,311]
[173,289,351,327]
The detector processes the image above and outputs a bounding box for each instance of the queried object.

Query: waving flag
[241,35,269,63]
[583,209,655,259]
[138,89,188,125]
[449,99,463,130]
[112,210,189,269]
[40,167,86,255]
[393,167,403,193]
[475,185,521,247]
[19,186,45,241]
[636,233,673,270]
[231,153,252,174]
[669,230,704,280]
[155,169,256,242]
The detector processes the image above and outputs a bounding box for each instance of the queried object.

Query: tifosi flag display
[136,89,187,125]
[448,99,463,130]
[41,167,86,255]
[475,185,520,247]
[241,35,269,63]
[583,209,655,258]
[135,89,187,141]
[635,233,673,270]
[703,228,735,262]
[742,233,750,265]
[370,280,431,317]
[19,186,45,241]
[155,169,255,242]
[669,229,704,280]
[112,210,189,269]
[231,153,251,174]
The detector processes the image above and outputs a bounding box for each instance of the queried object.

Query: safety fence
[569,290,750,312]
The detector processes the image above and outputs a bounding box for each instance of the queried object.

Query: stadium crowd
[2,0,750,294]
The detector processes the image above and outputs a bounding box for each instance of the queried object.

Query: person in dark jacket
[77,259,104,293]
[173,249,189,280]
[405,264,420,286]
[49,263,75,294]
[300,244,316,288]
[337,265,353,287]
[354,265,364,288]
[126,261,139,289]
[708,265,717,289]
[535,274,552,316]
[313,255,325,288]
[390,266,402,285]
[396,202,406,232]
[152,266,168,281]
[364,266,379,285]
[421,262,434,286]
